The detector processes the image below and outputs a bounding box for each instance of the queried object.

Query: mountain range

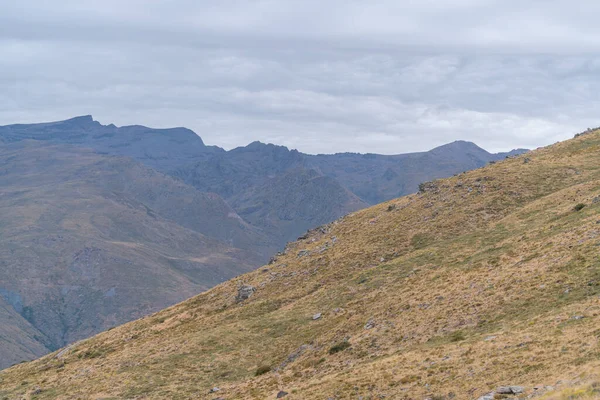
[1,126,597,399]
[0,116,526,369]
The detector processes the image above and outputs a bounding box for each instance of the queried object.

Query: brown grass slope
[4,132,600,399]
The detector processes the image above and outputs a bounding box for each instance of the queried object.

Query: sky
[1,0,600,154]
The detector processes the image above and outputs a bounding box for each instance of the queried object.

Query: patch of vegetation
[399,375,420,384]
[255,365,272,376]
[574,203,586,211]
[410,233,435,250]
[78,346,114,360]
[449,331,466,342]
[329,341,351,354]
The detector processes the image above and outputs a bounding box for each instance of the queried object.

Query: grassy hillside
[2,131,600,399]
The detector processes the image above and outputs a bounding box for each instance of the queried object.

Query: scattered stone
[572,315,585,320]
[419,181,439,193]
[380,257,385,263]
[593,196,600,204]
[297,250,311,258]
[523,157,531,164]
[235,285,256,303]
[312,313,322,320]
[477,393,495,400]
[279,344,311,369]
[484,336,497,341]
[31,387,42,395]
[277,391,289,398]
[209,387,221,393]
[364,319,376,330]
[297,232,309,240]
[496,386,524,394]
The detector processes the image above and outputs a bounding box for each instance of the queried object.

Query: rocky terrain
[1,129,598,398]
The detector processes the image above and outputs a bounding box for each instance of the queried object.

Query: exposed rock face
[496,386,524,394]
[236,285,256,303]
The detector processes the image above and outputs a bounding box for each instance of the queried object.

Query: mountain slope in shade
[230,168,368,246]
[0,297,50,370]
[0,141,263,368]
[2,131,597,399]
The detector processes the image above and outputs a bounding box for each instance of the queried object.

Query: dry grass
[4,132,600,399]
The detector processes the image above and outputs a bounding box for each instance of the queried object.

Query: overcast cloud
[1,0,599,154]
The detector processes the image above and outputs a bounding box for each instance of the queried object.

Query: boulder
[496,386,524,394]
[236,285,256,303]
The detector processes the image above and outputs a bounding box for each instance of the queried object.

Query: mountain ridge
[0,115,526,247]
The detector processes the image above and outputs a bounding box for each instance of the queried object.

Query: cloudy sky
[1,0,599,154]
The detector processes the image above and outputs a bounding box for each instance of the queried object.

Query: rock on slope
[1,130,598,398]
[0,141,264,369]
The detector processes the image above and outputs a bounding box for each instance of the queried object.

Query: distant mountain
[0,141,263,369]
[0,116,526,250]
[0,115,221,171]
[0,116,527,368]
[174,139,526,244]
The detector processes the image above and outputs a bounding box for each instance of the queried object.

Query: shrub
[328,341,351,354]
[411,233,434,250]
[574,203,586,212]
[449,331,466,342]
[399,375,420,384]
[255,365,271,376]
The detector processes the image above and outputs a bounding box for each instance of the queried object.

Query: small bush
[449,331,466,342]
[328,341,351,354]
[574,203,586,211]
[411,233,434,250]
[399,375,420,384]
[255,365,271,376]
